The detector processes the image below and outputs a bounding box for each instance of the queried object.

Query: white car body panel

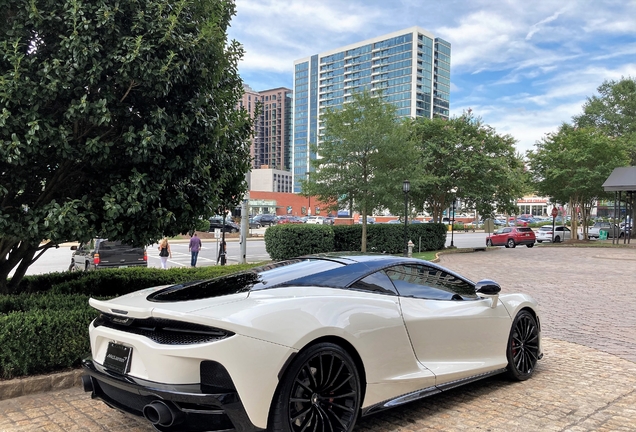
[399,296,511,383]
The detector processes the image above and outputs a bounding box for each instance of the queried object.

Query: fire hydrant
[407,240,414,257]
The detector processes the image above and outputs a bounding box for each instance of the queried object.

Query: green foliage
[264,224,335,261]
[0,0,252,292]
[0,294,96,378]
[265,223,446,260]
[574,77,636,164]
[527,124,629,237]
[303,90,412,252]
[408,114,525,221]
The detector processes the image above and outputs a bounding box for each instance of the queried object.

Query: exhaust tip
[143,401,184,427]
[81,375,93,393]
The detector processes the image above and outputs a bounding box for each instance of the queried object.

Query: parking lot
[1,245,635,431]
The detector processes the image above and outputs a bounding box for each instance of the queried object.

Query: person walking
[158,238,171,269]
[189,232,202,267]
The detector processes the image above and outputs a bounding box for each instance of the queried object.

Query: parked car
[248,218,262,229]
[306,215,326,224]
[276,215,294,224]
[208,217,240,233]
[252,214,278,227]
[356,216,376,224]
[82,253,542,432]
[486,227,536,248]
[588,222,625,239]
[324,216,335,225]
[536,226,571,243]
[69,239,147,271]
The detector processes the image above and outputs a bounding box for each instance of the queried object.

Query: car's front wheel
[554,235,561,243]
[507,238,516,248]
[526,243,534,248]
[270,342,361,432]
[506,310,540,381]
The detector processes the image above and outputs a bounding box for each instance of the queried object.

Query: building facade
[292,26,451,192]
[249,168,293,193]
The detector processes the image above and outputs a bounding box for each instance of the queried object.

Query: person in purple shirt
[188,233,202,267]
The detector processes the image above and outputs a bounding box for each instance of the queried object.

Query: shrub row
[265,223,447,261]
[2,264,258,379]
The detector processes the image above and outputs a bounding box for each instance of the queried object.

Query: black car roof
[146,254,472,302]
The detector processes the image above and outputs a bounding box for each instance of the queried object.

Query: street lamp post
[449,189,457,249]
[403,180,410,256]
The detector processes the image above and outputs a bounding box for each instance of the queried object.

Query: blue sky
[227,0,636,154]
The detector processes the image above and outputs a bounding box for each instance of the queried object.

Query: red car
[486,227,536,248]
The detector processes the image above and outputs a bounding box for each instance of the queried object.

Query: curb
[0,369,84,401]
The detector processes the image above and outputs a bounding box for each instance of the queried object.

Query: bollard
[407,240,414,258]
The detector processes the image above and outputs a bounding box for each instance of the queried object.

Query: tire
[554,236,561,243]
[68,262,76,272]
[507,238,516,248]
[231,228,238,233]
[269,342,361,432]
[506,310,540,381]
[526,243,534,248]
[486,239,493,247]
[537,240,543,243]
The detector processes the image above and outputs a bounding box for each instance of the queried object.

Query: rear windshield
[147,259,344,302]
[517,228,533,232]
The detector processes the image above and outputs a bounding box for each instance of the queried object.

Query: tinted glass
[386,265,477,300]
[517,228,533,232]
[349,271,397,295]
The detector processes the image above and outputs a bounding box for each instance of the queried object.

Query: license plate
[103,342,132,374]
[119,265,128,268]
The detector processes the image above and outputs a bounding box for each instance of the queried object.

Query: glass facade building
[292,26,451,192]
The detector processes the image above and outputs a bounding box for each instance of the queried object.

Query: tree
[302,90,411,252]
[407,114,525,222]
[574,77,636,164]
[0,0,252,292]
[526,124,629,238]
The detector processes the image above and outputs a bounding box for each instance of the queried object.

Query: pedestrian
[158,238,171,269]
[189,232,202,267]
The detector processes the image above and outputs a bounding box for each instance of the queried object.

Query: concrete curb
[0,369,84,401]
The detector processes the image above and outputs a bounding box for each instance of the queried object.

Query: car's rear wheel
[507,238,516,248]
[526,243,534,248]
[270,342,361,432]
[506,310,539,381]
[554,235,561,243]
[486,239,493,246]
[537,240,542,243]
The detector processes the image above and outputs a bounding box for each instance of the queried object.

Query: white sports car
[82,254,542,432]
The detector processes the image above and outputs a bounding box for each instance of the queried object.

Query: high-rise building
[239,85,293,172]
[292,26,451,192]
[254,87,293,171]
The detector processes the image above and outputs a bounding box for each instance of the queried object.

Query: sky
[226,0,636,154]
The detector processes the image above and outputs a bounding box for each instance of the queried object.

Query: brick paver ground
[1,246,635,431]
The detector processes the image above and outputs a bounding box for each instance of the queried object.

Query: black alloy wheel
[506,310,540,381]
[507,238,516,248]
[270,343,361,432]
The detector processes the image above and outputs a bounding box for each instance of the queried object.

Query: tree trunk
[361,208,367,253]
[0,238,40,294]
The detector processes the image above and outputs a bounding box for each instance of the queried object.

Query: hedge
[266,222,447,260]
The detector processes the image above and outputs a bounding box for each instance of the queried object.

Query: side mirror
[475,279,501,308]
[70,245,78,251]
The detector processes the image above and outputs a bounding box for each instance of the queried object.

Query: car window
[502,228,512,233]
[349,271,397,296]
[385,265,477,300]
[517,227,533,233]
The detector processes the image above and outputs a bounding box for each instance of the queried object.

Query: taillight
[144,250,147,261]
[93,253,100,265]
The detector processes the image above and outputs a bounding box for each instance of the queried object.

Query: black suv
[70,239,147,271]
[208,217,240,233]
[252,214,278,227]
